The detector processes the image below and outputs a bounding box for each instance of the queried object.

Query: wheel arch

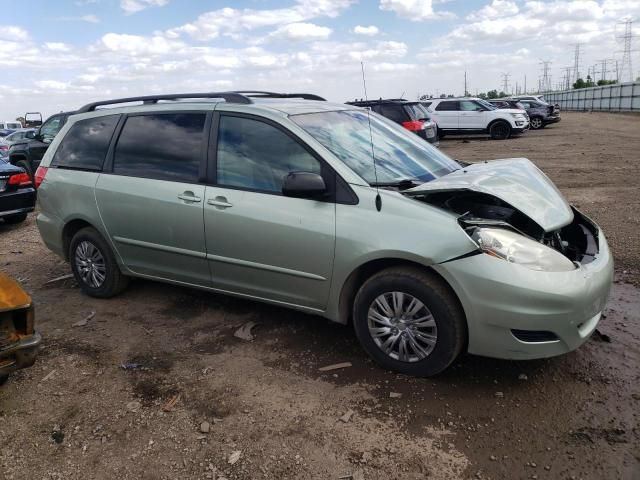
[62,218,96,261]
[336,258,468,346]
[487,117,512,130]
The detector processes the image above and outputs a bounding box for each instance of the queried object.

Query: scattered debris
[40,369,56,382]
[593,329,611,343]
[340,409,355,423]
[51,425,65,444]
[228,450,242,465]
[120,362,145,371]
[490,455,497,461]
[72,311,95,327]
[518,374,528,381]
[389,392,402,399]
[161,394,180,412]
[200,421,210,434]
[318,362,352,372]
[44,273,74,285]
[234,321,260,341]
[495,392,504,398]
[126,401,142,412]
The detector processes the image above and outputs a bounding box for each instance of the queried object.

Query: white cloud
[98,32,184,55]
[35,80,69,90]
[379,0,455,21]
[121,0,169,15]
[269,23,332,41]
[81,14,100,23]
[354,25,379,36]
[0,25,30,41]
[466,0,519,21]
[44,42,71,52]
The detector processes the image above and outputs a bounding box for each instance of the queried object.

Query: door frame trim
[205,252,326,281]
[113,235,206,259]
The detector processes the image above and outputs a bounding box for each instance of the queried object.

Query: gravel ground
[0,112,638,480]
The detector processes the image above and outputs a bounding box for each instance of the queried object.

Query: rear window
[51,115,119,171]
[403,103,428,120]
[113,113,206,183]
[378,104,408,123]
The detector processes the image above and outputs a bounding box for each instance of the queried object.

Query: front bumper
[434,230,613,360]
[0,187,36,218]
[0,331,42,377]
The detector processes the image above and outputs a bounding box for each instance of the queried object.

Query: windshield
[477,99,497,110]
[291,109,460,184]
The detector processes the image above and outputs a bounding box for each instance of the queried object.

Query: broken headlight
[471,228,576,272]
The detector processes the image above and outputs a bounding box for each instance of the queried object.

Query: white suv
[425,98,529,140]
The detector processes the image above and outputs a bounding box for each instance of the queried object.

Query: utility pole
[500,72,511,94]
[524,74,527,94]
[573,44,582,83]
[539,60,552,92]
[616,19,637,83]
[464,70,468,96]
[563,66,572,89]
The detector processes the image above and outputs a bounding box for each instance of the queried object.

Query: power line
[500,72,511,94]
[616,19,637,83]
[539,60,552,92]
[573,44,583,83]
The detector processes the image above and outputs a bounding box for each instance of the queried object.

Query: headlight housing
[471,228,576,272]
[510,113,525,119]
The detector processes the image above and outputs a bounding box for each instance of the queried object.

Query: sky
[1,0,639,119]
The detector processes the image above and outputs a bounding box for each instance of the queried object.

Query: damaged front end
[0,273,41,383]
[416,190,599,268]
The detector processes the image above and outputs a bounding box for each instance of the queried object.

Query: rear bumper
[545,116,561,124]
[434,230,613,360]
[0,332,42,377]
[0,187,36,217]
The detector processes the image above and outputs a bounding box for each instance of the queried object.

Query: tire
[352,267,466,377]
[0,374,8,386]
[69,227,129,298]
[529,116,544,130]
[15,159,33,182]
[489,121,511,140]
[3,213,28,224]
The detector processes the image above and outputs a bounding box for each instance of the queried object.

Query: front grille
[511,329,559,343]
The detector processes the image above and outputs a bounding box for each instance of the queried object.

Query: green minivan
[35,91,613,376]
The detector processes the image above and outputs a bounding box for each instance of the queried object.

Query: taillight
[8,172,32,187]
[34,166,48,189]
[402,120,424,131]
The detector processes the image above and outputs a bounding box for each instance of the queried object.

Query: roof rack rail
[234,91,326,101]
[77,92,252,113]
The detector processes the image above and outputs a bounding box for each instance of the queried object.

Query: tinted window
[40,116,65,140]
[114,113,206,183]
[435,101,458,111]
[51,115,119,171]
[216,115,321,193]
[379,105,408,123]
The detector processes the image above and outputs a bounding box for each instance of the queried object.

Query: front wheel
[489,121,511,140]
[69,227,129,298]
[353,267,466,377]
[529,116,544,129]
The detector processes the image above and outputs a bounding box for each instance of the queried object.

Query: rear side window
[51,115,119,171]
[435,101,458,111]
[113,113,206,183]
[216,115,321,194]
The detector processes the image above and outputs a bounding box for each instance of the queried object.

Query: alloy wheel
[530,117,543,129]
[367,291,438,363]
[75,240,106,288]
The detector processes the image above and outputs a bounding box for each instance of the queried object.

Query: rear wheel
[352,267,466,377]
[529,116,544,129]
[69,227,129,298]
[3,213,27,224]
[489,121,511,140]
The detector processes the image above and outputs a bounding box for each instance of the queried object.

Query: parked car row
[489,97,561,130]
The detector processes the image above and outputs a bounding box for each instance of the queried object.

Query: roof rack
[77,92,252,113]
[234,91,327,101]
[77,90,326,113]
[346,98,415,106]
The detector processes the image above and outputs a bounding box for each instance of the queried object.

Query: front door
[95,112,210,286]
[203,113,336,310]
[458,100,486,129]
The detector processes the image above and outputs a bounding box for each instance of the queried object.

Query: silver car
[34,91,613,376]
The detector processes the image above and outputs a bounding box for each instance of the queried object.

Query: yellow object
[0,273,32,312]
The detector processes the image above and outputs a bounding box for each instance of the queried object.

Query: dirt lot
[1,112,638,480]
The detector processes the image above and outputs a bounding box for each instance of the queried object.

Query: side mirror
[282,172,327,199]
[25,131,36,139]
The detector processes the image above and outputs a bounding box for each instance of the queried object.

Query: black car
[8,111,75,180]
[345,99,439,144]
[507,98,560,130]
[0,158,36,224]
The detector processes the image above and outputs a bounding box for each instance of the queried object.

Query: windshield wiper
[370,179,422,190]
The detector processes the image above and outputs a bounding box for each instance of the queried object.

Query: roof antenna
[361,61,381,212]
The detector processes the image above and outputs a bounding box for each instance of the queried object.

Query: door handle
[207,197,233,209]
[178,192,202,203]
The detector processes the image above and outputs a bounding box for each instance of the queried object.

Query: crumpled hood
[405,158,573,232]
